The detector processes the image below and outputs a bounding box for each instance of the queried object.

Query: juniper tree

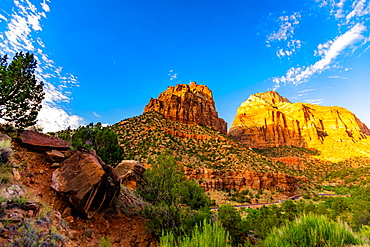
[0,52,44,128]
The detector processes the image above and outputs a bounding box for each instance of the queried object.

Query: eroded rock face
[51,151,120,218]
[229,91,370,160]
[19,130,70,151]
[144,82,227,134]
[184,167,304,192]
[115,160,145,189]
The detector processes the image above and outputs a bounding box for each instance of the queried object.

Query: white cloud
[304,99,325,104]
[267,12,301,42]
[266,12,302,58]
[0,0,84,132]
[346,0,369,23]
[37,104,84,132]
[273,23,366,88]
[93,112,101,118]
[168,70,178,81]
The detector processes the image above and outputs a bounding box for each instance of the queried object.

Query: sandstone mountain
[144,82,227,134]
[229,91,370,161]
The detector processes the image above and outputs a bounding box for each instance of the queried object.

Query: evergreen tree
[0,52,44,128]
[70,122,124,167]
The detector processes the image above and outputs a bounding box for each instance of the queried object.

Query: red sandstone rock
[51,151,120,218]
[20,130,70,150]
[115,160,145,189]
[144,82,227,134]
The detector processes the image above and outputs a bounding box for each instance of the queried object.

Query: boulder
[19,130,70,151]
[115,160,145,189]
[51,151,120,218]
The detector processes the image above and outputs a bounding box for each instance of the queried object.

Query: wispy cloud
[304,99,325,104]
[168,69,178,81]
[272,22,366,89]
[0,0,84,132]
[93,112,101,118]
[266,12,302,58]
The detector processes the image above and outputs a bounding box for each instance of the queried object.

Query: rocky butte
[144,81,227,134]
[229,91,370,162]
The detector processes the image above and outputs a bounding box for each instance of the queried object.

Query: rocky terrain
[144,82,227,134]
[0,130,153,247]
[229,91,370,162]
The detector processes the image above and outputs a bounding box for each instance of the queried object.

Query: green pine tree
[0,52,45,129]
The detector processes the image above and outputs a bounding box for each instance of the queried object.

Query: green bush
[58,122,124,167]
[262,214,364,247]
[99,236,111,247]
[159,219,231,247]
[218,204,242,245]
[137,154,210,237]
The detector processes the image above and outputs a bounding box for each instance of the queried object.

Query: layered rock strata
[144,82,227,134]
[229,91,370,150]
[184,167,304,192]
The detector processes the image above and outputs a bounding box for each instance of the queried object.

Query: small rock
[66,230,78,240]
[0,228,8,238]
[66,216,74,224]
[46,150,65,163]
[2,212,24,222]
[51,163,61,168]
[1,185,24,199]
[0,222,4,228]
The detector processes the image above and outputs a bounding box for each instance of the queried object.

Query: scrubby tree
[137,154,211,237]
[0,52,44,128]
[70,122,124,167]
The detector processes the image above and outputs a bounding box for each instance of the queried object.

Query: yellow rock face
[229,91,370,162]
[144,82,227,134]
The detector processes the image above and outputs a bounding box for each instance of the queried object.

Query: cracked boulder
[51,151,120,218]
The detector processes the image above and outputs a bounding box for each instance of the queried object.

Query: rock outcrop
[19,130,70,151]
[229,91,370,161]
[184,167,304,192]
[115,160,145,189]
[144,82,227,134]
[51,151,120,218]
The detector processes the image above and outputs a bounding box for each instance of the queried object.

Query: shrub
[262,214,364,247]
[9,218,67,247]
[137,154,210,237]
[66,122,124,167]
[159,219,231,247]
[99,236,111,247]
[218,204,242,245]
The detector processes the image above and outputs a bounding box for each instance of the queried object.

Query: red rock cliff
[144,82,227,134]
[184,167,305,192]
[229,91,370,161]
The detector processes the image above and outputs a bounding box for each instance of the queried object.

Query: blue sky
[1,0,369,132]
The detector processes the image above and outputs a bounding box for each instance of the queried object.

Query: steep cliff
[184,167,306,192]
[229,91,370,161]
[144,82,227,134]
